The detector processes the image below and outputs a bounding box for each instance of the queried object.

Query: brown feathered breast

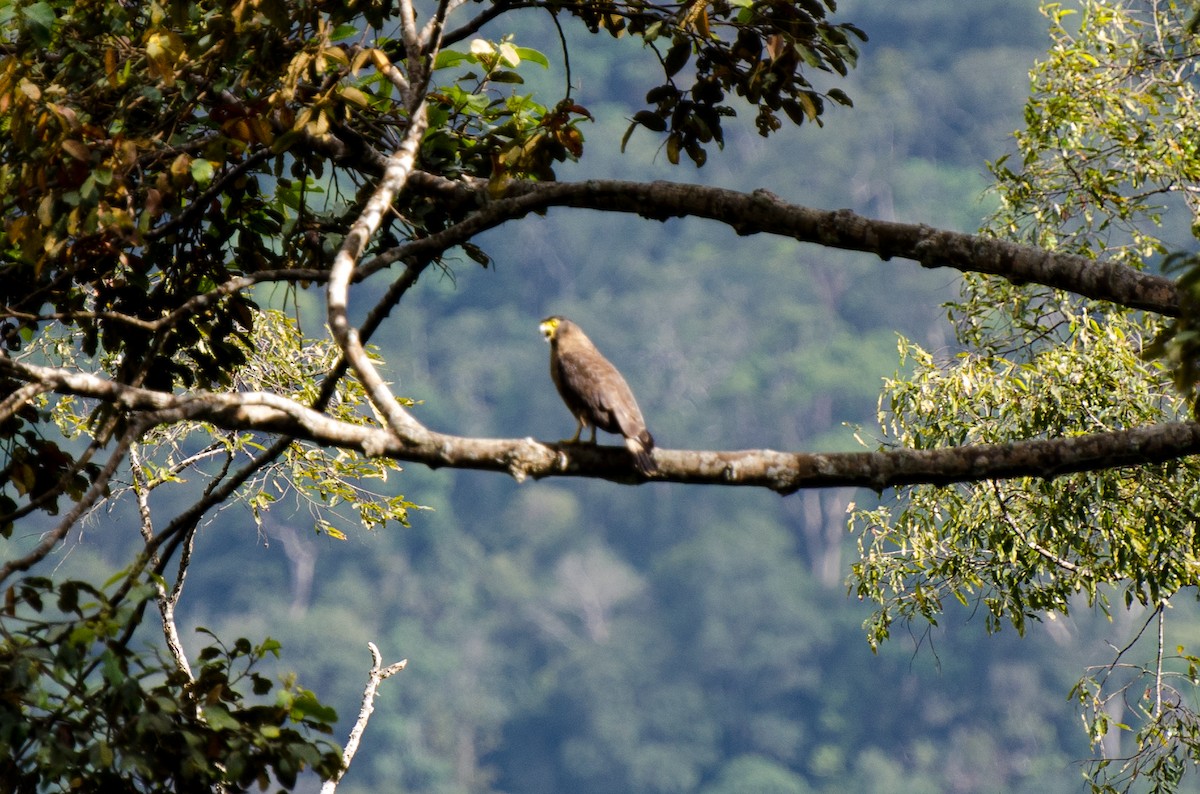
[540,316,657,476]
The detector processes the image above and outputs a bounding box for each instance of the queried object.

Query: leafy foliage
[0,0,864,528]
[855,324,1186,640]
[15,0,1200,790]
[852,2,1200,790]
[614,0,864,164]
[1146,251,1200,412]
[0,0,869,787]
[0,576,341,791]
[425,36,594,187]
[0,0,864,391]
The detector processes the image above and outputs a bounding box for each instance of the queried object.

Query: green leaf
[664,40,691,77]
[289,690,338,724]
[512,46,550,68]
[203,703,240,731]
[57,581,79,614]
[827,88,853,107]
[190,159,215,185]
[21,2,55,47]
[498,42,521,67]
[433,49,473,70]
[339,85,371,107]
[462,242,491,268]
[258,637,282,657]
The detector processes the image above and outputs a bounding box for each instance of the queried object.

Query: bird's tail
[626,432,658,477]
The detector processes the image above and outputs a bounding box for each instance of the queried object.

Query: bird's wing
[589,359,649,440]
[554,351,621,428]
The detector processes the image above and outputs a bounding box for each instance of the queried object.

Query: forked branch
[320,642,408,794]
[5,357,1199,497]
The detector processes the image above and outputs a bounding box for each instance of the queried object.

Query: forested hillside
[10,0,1200,792]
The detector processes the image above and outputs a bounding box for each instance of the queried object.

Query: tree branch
[130,445,195,681]
[6,357,1200,495]
[326,2,440,444]
[401,174,1182,315]
[320,642,407,794]
[326,110,433,444]
[440,1,543,46]
[56,175,1178,342]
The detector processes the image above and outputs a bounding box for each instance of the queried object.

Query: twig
[441,1,541,46]
[130,445,194,681]
[1155,602,1166,718]
[320,642,407,793]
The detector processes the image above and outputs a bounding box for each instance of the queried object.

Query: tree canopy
[5,0,1200,791]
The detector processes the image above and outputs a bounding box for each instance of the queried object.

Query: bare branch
[421,0,462,53]
[397,0,422,68]
[317,0,465,445]
[2,306,162,332]
[5,357,1200,495]
[400,174,1182,316]
[321,642,407,794]
[326,4,438,445]
[130,445,194,681]
[441,1,543,46]
[326,103,432,443]
[1156,604,1166,719]
[62,175,1178,341]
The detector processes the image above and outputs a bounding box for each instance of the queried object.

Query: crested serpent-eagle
[539,316,658,476]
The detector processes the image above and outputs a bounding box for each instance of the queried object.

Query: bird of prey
[539,316,658,476]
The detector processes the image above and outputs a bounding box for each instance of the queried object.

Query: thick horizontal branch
[7,359,1199,494]
[405,174,1182,316]
[32,175,1174,339]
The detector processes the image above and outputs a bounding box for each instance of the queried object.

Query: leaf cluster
[853,2,1200,789]
[989,1,1200,264]
[0,575,342,791]
[1145,252,1200,414]
[0,0,866,537]
[854,321,1191,646]
[0,0,864,397]
[96,308,424,540]
[0,0,322,390]
[618,0,863,164]
[0,386,101,537]
[1072,633,1200,794]
[424,37,591,185]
